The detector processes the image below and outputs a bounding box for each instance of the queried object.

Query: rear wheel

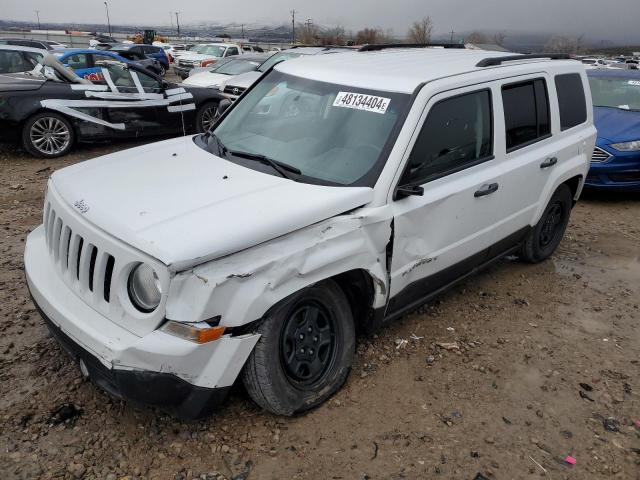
[158,64,166,76]
[519,184,573,262]
[242,280,355,415]
[22,112,75,158]
[195,101,219,133]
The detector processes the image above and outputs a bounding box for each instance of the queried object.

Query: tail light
[168,53,174,63]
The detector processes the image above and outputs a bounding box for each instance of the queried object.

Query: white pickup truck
[173,43,242,79]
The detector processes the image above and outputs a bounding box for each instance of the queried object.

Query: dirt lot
[0,139,639,480]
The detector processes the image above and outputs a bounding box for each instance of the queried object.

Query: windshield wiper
[201,131,228,157]
[228,150,301,180]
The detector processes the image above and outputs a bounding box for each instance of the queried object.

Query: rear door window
[401,89,493,185]
[502,79,551,151]
[555,73,587,130]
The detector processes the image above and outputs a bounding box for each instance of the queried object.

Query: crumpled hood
[50,136,373,270]
[594,107,640,144]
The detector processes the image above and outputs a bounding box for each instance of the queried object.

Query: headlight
[128,264,162,312]
[610,140,640,151]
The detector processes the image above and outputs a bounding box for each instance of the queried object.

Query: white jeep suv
[25,47,596,418]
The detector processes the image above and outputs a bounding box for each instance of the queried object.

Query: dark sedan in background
[0,55,223,158]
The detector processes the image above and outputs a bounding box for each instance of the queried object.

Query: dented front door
[387,83,505,313]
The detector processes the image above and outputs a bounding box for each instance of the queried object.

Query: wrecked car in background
[0,55,223,157]
[25,47,595,419]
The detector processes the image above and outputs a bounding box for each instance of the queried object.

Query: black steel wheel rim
[539,202,564,247]
[280,300,337,388]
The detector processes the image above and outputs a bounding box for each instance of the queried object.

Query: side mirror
[395,184,424,200]
[217,98,232,117]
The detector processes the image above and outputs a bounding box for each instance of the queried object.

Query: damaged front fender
[165,206,393,328]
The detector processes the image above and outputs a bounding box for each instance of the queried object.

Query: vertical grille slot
[76,237,84,281]
[88,246,98,292]
[58,226,71,269]
[52,217,63,262]
[47,209,57,251]
[103,255,115,303]
[43,202,51,243]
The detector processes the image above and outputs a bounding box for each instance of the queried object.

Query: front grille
[591,146,612,163]
[223,85,246,96]
[178,59,195,68]
[44,201,116,304]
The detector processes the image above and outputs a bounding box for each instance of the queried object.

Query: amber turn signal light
[160,321,225,344]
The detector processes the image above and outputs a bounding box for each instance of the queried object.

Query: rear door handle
[540,157,558,169]
[474,183,499,197]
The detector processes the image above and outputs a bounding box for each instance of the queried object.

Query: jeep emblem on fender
[73,199,90,214]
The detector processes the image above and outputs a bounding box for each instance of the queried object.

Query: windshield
[192,45,226,56]
[258,52,303,72]
[214,59,259,75]
[589,76,640,111]
[200,70,410,186]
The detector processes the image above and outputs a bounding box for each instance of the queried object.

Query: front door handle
[474,183,499,198]
[540,157,558,169]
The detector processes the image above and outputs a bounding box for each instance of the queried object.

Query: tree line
[296,17,589,54]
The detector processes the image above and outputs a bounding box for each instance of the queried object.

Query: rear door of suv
[490,72,589,245]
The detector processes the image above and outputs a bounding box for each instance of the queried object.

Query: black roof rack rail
[288,44,357,50]
[476,53,571,67]
[358,43,465,52]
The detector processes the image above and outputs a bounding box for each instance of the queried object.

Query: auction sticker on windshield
[333,92,390,114]
[628,80,640,86]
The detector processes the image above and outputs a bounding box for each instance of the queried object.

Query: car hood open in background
[50,136,373,270]
[594,107,640,144]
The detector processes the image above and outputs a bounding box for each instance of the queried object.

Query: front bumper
[25,226,260,419]
[586,148,640,191]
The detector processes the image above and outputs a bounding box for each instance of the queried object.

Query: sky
[5,0,640,43]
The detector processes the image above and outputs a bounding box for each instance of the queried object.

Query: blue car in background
[586,70,640,191]
[53,49,163,79]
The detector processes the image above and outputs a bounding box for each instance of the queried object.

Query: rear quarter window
[555,73,587,130]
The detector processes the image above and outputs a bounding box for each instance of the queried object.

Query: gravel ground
[0,139,639,480]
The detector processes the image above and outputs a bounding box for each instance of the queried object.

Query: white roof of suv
[276,48,573,94]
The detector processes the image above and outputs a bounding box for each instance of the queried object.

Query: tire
[242,280,355,416]
[158,64,166,76]
[195,101,219,133]
[519,184,573,263]
[22,112,75,158]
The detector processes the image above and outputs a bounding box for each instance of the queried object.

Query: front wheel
[242,280,355,415]
[519,184,573,263]
[22,112,75,158]
[195,101,219,133]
